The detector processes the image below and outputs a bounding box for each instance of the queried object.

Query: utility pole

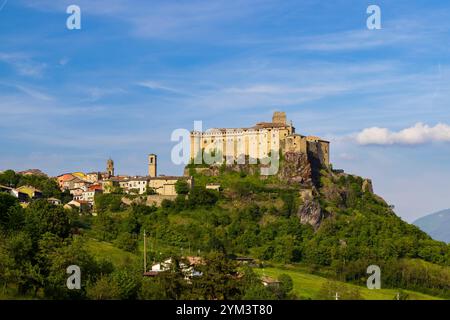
[143,229,147,273]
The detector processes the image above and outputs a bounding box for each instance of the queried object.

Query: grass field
[253,266,442,300]
[85,238,139,267]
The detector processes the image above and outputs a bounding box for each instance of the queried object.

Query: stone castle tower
[148,154,157,177]
[107,158,114,178]
[272,111,287,124]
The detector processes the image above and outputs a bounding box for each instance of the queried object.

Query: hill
[413,209,450,243]
[1,157,450,299]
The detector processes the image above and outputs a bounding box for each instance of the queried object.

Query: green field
[253,266,442,300]
[85,238,139,267]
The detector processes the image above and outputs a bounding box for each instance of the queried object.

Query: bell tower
[107,158,114,178]
[148,154,157,178]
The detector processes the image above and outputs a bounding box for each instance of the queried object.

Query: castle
[190,111,330,167]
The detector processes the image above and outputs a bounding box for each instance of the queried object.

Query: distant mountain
[413,209,450,243]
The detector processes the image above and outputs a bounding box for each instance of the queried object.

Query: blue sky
[1,0,450,222]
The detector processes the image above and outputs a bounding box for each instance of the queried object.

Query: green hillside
[1,167,450,300]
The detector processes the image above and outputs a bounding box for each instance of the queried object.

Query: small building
[64,199,91,212]
[148,176,193,196]
[82,188,103,203]
[117,175,193,196]
[150,257,203,279]
[86,172,101,183]
[120,177,148,195]
[69,188,84,197]
[16,185,43,199]
[101,176,127,193]
[206,183,221,191]
[151,258,173,272]
[57,173,76,189]
[0,185,30,202]
[261,276,281,288]
[73,178,90,190]
[47,197,62,205]
[10,189,29,203]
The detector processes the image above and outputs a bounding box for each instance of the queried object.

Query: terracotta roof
[88,184,103,191]
[185,256,204,265]
[58,173,75,181]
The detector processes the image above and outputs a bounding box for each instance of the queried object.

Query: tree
[115,232,138,253]
[0,193,24,232]
[240,266,276,300]
[112,268,141,299]
[191,252,241,300]
[93,212,118,241]
[188,187,218,208]
[25,200,71,240]
[95,194,123,213]
[145,186,157,195]
[87,275,121,300]
[0,170,19,187]
[37,235,111,299]
[277,274,294,299]
[175,180,190,195]
[281,192,297,217]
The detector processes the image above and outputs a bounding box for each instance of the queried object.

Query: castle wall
[306,137,329,167]
[189,112,329,167]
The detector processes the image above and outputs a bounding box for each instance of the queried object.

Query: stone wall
[146,195,178,206]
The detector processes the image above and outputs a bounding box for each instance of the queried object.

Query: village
[0,154,198,213]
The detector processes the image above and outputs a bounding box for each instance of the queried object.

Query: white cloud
[356,123,450,145]
[13,84,53,101]
[136,81,187,95]
[0,52,46,77]
[0,0,7,12]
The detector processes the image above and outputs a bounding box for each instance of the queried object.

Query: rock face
[362,179,373,193]
[279,152,313,186]
[297,200,326,229]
